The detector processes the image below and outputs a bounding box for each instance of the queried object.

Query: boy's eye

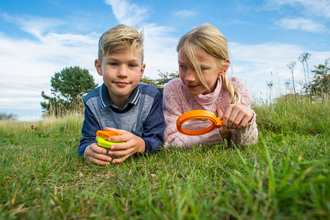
[129,64,137,67]
[109,63,118,66]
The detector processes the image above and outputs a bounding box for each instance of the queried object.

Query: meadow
[0,95,329,219]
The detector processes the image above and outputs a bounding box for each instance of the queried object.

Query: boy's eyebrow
[105,57,140,62]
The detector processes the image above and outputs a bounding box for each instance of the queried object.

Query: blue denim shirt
[78,82,165,156]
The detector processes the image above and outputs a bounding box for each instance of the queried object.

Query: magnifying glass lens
[181,118,213,131]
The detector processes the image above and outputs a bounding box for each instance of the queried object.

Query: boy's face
[95,50,145,108]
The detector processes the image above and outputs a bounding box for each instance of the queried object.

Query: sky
[1,0,330,121]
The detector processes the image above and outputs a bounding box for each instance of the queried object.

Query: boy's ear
[95,59,103,76]
[140,63,146,78]
[218,58,230,76]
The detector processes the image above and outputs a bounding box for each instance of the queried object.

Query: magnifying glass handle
[215,117,223,128]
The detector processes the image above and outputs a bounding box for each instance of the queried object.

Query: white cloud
[104,0,149,26]
[228,41,330,100]
[2,13,65,40]
[268,0,330,18]
[174,10,197,18]
[0,15,100,120]
[276,18,326,33]
[0,7,178,120]
[142,24,178,78]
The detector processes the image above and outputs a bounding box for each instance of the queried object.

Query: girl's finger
[216,106,223,118]
[237,115,251,129]
[232,111,245,129]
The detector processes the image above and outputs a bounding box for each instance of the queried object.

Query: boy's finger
[85,156,111,166]
[86,148,112,162]
[90,143,107,154]
[108,132,133,143]
[105,127,125,135]
[112,154,131,164]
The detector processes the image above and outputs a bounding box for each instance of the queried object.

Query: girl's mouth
[187,84,199,89]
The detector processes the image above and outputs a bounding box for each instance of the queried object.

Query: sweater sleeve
[140,91,165,154]
[229,77,258,146]
[163,79,224,148]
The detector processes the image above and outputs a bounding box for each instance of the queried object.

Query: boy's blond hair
[98,24,144,63]
[177,23,241,104]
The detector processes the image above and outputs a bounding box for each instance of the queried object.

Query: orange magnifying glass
[176,110,223,135]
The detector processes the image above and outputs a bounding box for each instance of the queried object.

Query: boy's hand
[104,127,146,164]
[219,104,253,130]
[83,143,112,166]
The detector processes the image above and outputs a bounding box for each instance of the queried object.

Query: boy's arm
[140,91,165,154]
[78,104,101,156]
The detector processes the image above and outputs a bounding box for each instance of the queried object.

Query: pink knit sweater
[163,77,258,148]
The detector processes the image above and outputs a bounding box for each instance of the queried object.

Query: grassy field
[1,95,330,219]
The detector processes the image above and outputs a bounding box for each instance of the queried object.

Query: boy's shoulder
[83,85,101,103]
[137,82,160,97]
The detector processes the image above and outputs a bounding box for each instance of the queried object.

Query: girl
[163,24,258,147]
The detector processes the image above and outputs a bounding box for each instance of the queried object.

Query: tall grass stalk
[254,94,330,135]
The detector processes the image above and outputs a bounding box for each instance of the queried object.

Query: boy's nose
[117,66,128,77]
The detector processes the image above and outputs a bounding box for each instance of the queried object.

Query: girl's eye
[179,65,186,69]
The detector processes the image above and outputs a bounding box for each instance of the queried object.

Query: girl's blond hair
[177,23,240,104]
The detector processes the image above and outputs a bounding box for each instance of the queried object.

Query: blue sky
[1,0,330,121]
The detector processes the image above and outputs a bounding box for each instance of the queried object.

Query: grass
[1,96,330,219]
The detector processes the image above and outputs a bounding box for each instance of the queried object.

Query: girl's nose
[185,69,196,82]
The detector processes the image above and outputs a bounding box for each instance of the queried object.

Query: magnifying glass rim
[177,110,218,135]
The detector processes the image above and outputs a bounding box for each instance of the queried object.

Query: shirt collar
[99,83,140,109]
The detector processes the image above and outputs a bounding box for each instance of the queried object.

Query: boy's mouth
[115,82,129,87]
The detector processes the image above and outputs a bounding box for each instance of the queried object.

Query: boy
[78,24,165,165]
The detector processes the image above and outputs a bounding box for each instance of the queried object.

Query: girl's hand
[219,104,253,130]
[83,143,112,166]
[104,127,146,164]
[217,107,231,140]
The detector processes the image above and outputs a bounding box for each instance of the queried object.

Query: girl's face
[178,46,226,96]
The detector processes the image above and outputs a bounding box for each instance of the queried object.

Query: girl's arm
[163,79,224,148]
[228,77,258,146]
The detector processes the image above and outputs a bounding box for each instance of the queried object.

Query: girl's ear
[95,59,103,76]
[218,58,230,76]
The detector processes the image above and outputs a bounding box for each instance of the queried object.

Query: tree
[140,75,157,86]
[156,70,180,83]
[309,58,330,96]
[0,112,17,121]
[41,66,98,117]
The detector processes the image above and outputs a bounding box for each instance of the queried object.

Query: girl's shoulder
[228,76,244,84]
[164,78,184,92]
[166,78,182,87]
[227,76,247,91]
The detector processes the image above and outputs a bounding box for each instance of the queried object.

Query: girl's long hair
[177,23,240,104]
